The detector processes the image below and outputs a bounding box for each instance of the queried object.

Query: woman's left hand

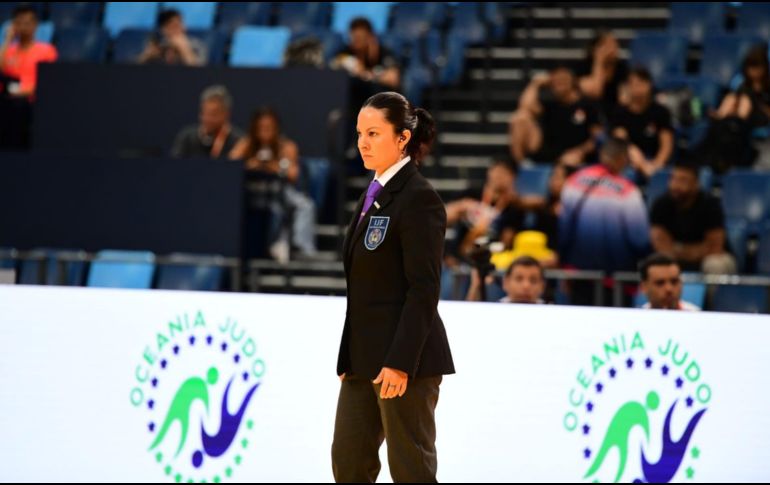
[373,367,408,399]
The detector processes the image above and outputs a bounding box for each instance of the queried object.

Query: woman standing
[332,92,455,483]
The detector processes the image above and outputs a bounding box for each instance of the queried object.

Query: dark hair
[600,136,629,164]
[639,253,679,281]
[157,9,181,28]
[349,17,374,33]
[12,4,38,20]
[244,107,282,160]
[672,157,699,179]
[742,44,770,91]
[505,256,545,280]
[628,66,653,84]
[362,91,436,163]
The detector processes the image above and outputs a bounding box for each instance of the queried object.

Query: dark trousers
[332,374,442,483]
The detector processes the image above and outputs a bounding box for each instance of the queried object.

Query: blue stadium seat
[668,2,725,44]
[450,3,487,44]
[155,254,225,291]
[701,34,764,86]
[291,28,344,63]
[721,171,770,232]
[391,2,443,38]
[112,28,152,63]
[711,285,769,313]
[18,249,87,286]
[229,26,291,67]
[49,2,102,28]
[217,2,271,33]
[630,33,688,81]
[517,166,552,197]
[277,2,331,33]
[103,2,159,38]
[634,281,707,309]
[0,247,16,270]
[86,250,156,289]
[657,75,721,111]
[188,29,226,64]
[160,2,216,30]
[726,219,749,272]
[2,19,53,43]
[440,35,468,85]
[55,26,108,62]
[736,2,770,40]
[331,2,391,35]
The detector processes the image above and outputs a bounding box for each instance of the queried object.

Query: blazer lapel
[345,162,418,261]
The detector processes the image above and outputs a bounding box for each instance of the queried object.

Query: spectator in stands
[578,31,629,119]
[611,67,673,181]
[230,107,317,261]
[445,159,525,261]
[509,66,602,166]
[650,159,736,274]
[0,5,57,149]
[0,4,57,98]
[332,17,400,89]
[139,9,206,66]
[559,137,650,304]
[717,45,770,129]
[639,253,700,311]
[466,256,546,304]
[171,85,242,159]
[698,44,770,173]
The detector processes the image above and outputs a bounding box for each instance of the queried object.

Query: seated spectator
[650,159,736,274]
[230,108,317,261]
[139,9,206,66]
[559,137,650,304]
[610,67,674,180]
[639,253,700,311]
[445,159,525,262]
[509,66,602,166]
[467,256,546,304]
[331,17,400,89]
[171,85,242,159]
[697,45,770,173]
[0,4,57,98]
[578,31,629,120]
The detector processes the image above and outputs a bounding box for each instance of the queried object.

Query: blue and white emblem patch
[364,216,390,250]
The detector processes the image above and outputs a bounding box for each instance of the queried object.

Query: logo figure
[564,332,711,483]
[131,311,266,482]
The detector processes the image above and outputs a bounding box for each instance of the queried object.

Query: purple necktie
[357,180,383,227]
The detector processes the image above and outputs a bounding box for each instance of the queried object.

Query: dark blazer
[336,161,455,380]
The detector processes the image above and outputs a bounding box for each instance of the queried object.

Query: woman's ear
[399,130,412,151]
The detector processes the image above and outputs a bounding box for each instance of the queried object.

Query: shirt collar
[373,156,411,188]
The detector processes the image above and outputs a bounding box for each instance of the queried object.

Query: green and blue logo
[130,311,266,482]
[564,332,711,483]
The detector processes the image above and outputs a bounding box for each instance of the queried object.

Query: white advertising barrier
[1,285,769,482]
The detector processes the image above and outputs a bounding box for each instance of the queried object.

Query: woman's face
[255,115,279,145]
[357,107,410,174]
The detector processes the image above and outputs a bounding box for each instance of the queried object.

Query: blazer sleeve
[383,187,446,377]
